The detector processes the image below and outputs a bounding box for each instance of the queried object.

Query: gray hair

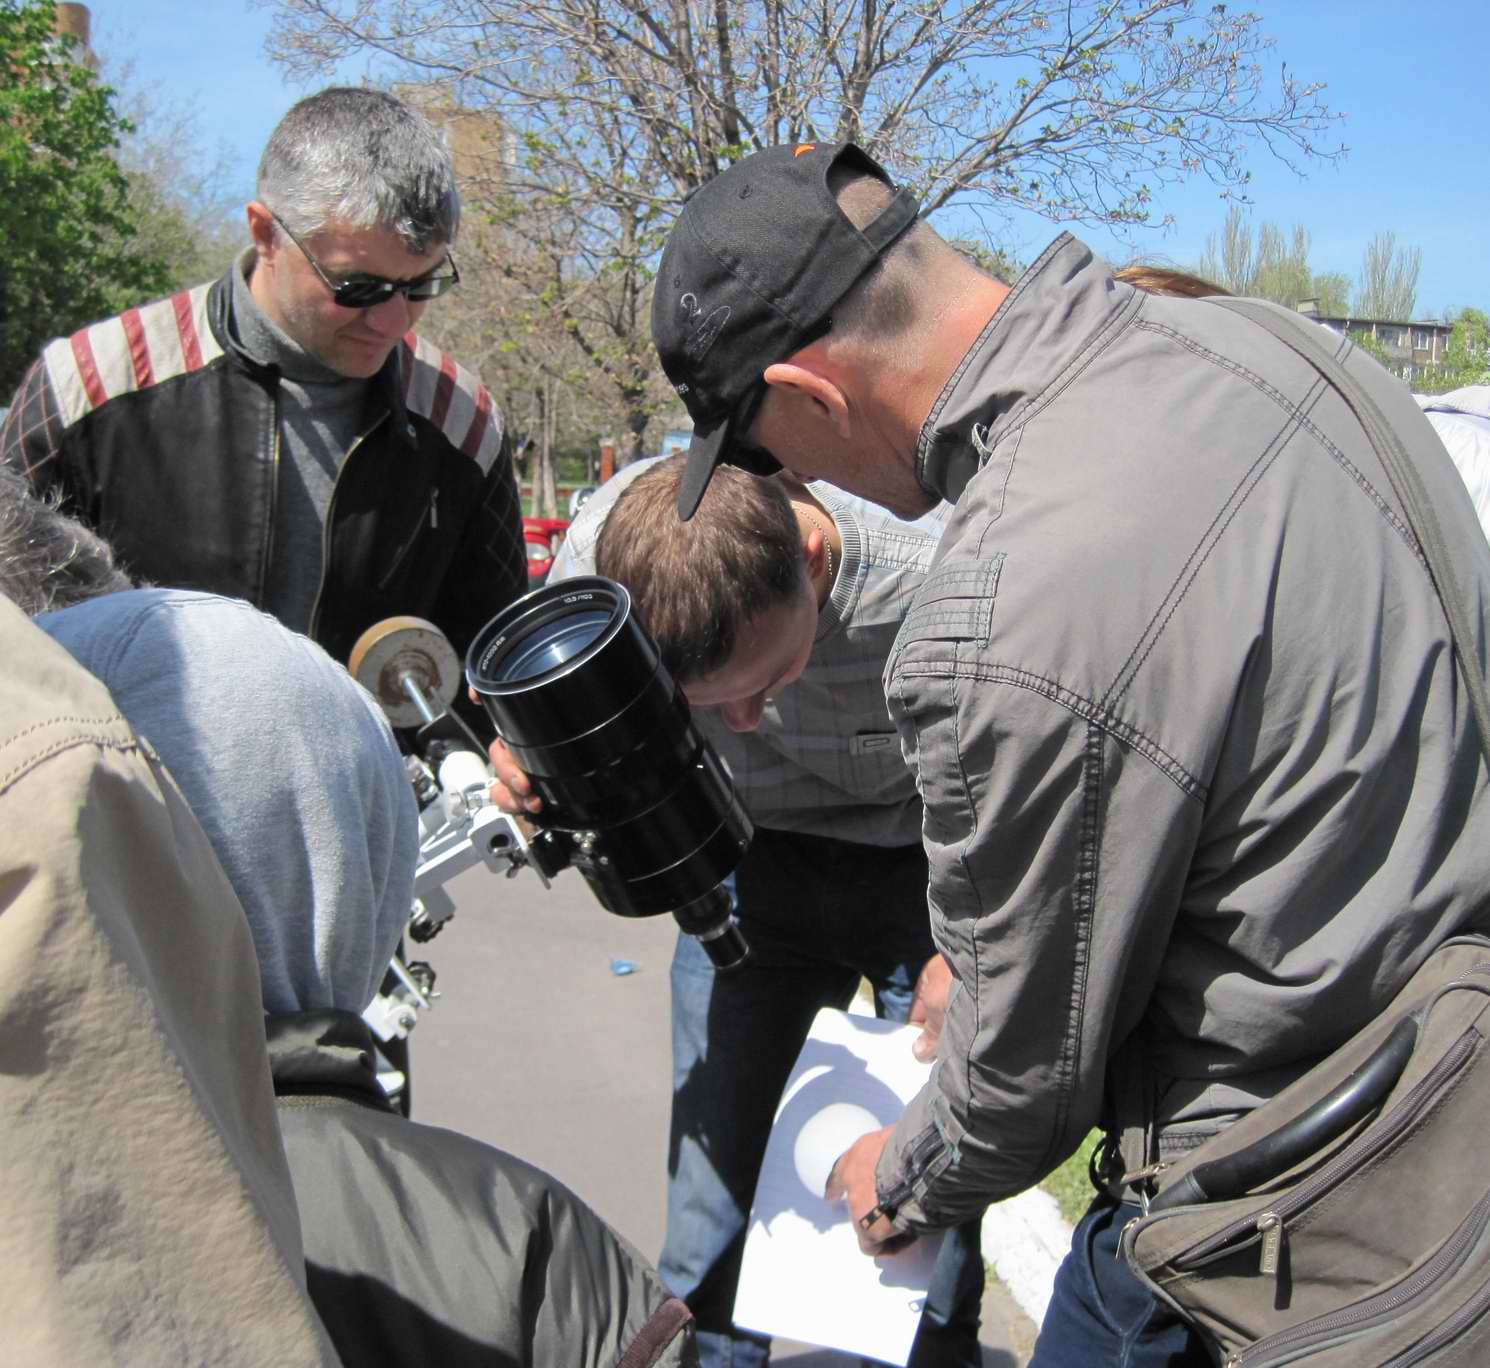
[0,464,134,615]
[257,87,460,254]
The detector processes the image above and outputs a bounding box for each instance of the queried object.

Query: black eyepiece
[467,578,751,969]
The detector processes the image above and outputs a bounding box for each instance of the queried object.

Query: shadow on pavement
[774,1351,1022,1367]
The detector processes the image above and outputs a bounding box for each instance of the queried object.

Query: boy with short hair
[494,453,986,1368]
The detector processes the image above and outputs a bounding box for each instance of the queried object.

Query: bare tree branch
[259,0,1344,451]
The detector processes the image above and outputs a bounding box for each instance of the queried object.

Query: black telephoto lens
[466,577,751,969]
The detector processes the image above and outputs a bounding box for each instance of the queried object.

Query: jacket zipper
[1223,1187,1490,1366]
[1382,1265,1490,1365]
[874,1124,952,1219]
[376,486,440,594]
[1173,1027,1479,1280]
[259,387,281,604]
[309,421,376,642]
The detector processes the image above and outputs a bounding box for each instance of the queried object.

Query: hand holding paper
[824,1124,912,1255]
[794,1102,881,1195]
[731,1008,947,1365]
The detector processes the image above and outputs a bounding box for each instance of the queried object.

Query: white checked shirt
[552,461,947,846]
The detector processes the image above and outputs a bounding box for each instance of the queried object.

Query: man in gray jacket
[650,143,1490,1364]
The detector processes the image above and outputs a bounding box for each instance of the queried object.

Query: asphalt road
[408,861,1035,1365]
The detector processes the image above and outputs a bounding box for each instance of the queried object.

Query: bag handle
[1148,1016,1418,1212]
[1208,298,1490,771]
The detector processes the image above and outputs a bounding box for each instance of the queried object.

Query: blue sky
[110,0,1488,319]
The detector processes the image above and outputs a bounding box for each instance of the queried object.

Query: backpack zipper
[1222,1187,1490,1366]
[1175,1027,1479,1280]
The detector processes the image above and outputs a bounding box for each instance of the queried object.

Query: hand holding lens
[466,577,751,969]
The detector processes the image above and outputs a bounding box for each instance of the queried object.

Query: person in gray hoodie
[40,587,697,1368]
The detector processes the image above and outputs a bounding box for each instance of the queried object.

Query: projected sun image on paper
[732,1009,947,1365]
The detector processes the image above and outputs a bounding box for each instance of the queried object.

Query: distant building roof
[1305,312,1450,332]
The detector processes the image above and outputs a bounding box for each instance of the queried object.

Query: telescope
[347,582,751,1093]
[466,576,752,970]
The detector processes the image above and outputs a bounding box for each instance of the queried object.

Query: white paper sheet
[731,1007,943,1365]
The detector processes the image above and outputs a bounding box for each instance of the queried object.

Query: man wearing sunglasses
[0,87,527,699]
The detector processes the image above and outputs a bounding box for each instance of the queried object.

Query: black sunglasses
[270,211,460,310]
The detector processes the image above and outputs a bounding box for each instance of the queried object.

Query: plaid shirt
[553,463,947,846]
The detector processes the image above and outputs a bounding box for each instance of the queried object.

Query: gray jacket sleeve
[875,558,1202,1230]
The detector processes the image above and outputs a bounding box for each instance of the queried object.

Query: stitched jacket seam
[894,659,1205,801]
[991,291,1142,453]
[884,663,976,1175]
[1105,381,1323,710]
[1046,721,1104,1173]
[1134,320,1427,569]
[949,666,985,1118]
[0,722,140,794]
[1098,320,1429,713]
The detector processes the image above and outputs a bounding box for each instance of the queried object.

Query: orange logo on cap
[793,143,816,157]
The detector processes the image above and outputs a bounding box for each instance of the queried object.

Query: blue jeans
[659,828,985,1368]
[1029,1197,1210,1368]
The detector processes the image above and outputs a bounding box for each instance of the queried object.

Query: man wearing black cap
[652,143,1490,1366]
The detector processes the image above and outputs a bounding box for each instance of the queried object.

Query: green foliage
[1310,271,1351,317]
[118,167,241,287]
[1346,327,1400,373]
[949,238,1025,284]
[1416,307,1490,394]
[0,0,171,393]
[1196,209,1427,327]
[104,72,247,291]
[1196,206,1316,307]
[1444,307,1490,374]
[1354,231,1420,322]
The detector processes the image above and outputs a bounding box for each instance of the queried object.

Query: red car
[522,517,570,587]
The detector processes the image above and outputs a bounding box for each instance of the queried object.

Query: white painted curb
[981,1187,1073,1329]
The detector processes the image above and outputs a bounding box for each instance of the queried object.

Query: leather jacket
[270,1011,697,1367]
[0,265,529,671]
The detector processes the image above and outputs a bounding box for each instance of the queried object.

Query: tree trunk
[535,378,560,518]
[624,396,648,465]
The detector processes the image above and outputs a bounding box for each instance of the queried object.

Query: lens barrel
[467,577,751,967]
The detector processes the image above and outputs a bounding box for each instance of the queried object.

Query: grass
[1037,1131,1102,1226]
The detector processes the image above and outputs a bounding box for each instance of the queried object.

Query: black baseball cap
[652,143,921,519]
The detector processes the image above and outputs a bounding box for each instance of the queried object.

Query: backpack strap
[1209,296,1490,771]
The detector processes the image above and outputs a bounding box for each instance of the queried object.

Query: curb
[981,1188,1073,1329]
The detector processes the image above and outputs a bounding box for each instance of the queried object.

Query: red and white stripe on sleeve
[41,283,223,428]
[401,332,505,475]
